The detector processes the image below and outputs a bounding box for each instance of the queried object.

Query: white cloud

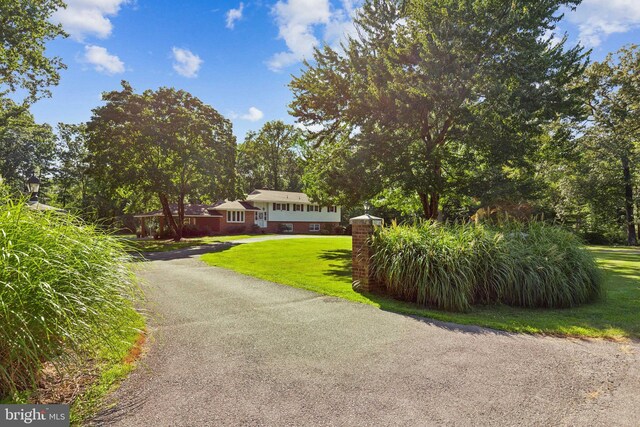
[267,0,361,71]
[542,28,563,47]
[566,0,640,47]
[52,0,129,41]
[83,45,125,74]
[324,0,359,48]
[268,0,332,70]
[226,3,244,29]
[171,47,203,78]
[241,107,264,121]
[295,122,324,132]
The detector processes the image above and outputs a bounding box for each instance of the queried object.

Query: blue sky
[30,0,640,140]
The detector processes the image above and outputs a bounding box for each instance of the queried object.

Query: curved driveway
[95,246,640,426]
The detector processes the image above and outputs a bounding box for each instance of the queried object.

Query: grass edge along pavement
[2,309,145,426]
[68,309,146,425]
[124,234,272,253]
[201,237,640,340]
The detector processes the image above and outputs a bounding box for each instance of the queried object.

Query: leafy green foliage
[86,82,236,240]
[370,222,602,312]
[581,45,639,244]
[538,45,640,245]
[0,102,57,193]
[51,123,140,225]
[0,191,140,397]
[0,0,66,120]
[237,120,304,193]
[53,123,89,210]
[291,0,587,218]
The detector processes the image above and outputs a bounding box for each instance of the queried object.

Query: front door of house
[255,211,267,228]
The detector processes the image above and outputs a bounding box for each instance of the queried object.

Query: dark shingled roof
[134,204,223,218]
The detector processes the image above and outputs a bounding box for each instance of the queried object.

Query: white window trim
[309,223,320,232]
[227,210,245,223]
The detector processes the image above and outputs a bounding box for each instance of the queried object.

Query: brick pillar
[350,214,384,293]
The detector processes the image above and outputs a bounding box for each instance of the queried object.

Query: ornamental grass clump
[494,223,602,309]
[370,221,601,312]
[0,193,139,397]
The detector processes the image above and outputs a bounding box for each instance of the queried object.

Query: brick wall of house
[195,217,221,233]
[217,211,256,234]
[264,221,340,234]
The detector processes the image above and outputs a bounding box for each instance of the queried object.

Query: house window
[309,223,320,232]
[307,205,320,212]
[281,223,294,233]
[293,204,303,211]
[273,203,280,211]
[327,206,337,213]
[227,211,245,223]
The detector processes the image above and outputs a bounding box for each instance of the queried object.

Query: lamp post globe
[27,174,41,203]
[363,201,370,215]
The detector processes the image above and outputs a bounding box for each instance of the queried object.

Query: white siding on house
[251,201,340,223]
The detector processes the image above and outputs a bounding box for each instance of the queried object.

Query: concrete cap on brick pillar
[349,214,384,226]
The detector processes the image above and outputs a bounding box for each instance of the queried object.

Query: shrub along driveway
[96,247,640,426]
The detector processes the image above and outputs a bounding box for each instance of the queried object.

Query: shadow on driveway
[131,243,238,262]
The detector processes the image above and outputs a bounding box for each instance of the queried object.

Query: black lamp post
[27,173,41,203]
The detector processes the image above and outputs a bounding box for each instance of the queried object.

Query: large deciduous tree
[55,123,89,209]
[0,0,66,121]
[290,0,587,219]
[236,120,304,193]
[581,45,640,245]
[0,100,57,193]
[86,82,236,241]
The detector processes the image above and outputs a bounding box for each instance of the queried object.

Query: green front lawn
[201,237,640,339]
[125,234,267,253]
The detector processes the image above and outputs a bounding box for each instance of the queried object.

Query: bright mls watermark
[1,405,69,426]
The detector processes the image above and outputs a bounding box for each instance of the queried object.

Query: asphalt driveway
[95,250,640,426]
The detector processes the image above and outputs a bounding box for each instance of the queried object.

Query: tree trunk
[417,150,442,220]
[176,192,184,242]
[622,155,637,246]
[159,192,181,241]
[418,191,439,220]
[272,153,279,191]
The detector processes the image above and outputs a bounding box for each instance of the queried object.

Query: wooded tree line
[290,0,640,245]
[1,0,638,244]
[0,83,305,240]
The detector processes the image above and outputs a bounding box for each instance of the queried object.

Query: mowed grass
[201,238,640,339]
[125,234,267,253]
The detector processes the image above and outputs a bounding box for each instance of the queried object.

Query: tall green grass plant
[370,221,601,312]
[0,192,140,397]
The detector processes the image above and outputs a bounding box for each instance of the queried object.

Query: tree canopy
[236,120,304,194]
[0,0,66,121]
[290,0,588,219]
[572,45,639,244]
[86,82,236,240]
[0,101,57,194]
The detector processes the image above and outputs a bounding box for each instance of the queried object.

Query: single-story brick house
[134,189,341,236]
